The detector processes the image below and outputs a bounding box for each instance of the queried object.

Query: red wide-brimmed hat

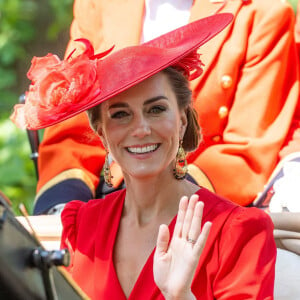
[11,13,233,130]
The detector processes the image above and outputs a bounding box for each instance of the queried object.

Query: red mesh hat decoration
[10,13,233,130]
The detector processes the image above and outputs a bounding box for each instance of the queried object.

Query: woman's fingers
[173,196,188,238]
[188,201,204,243]
[154,195,211,299]
[187,200,211,254]
[156,224,170,255]
[173,194,211,253]
[194,221,212,255]
[182,194,199,240]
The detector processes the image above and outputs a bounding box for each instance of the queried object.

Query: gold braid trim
[187,164,215,192]
[35,168,96,203]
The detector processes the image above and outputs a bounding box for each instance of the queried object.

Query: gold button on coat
[218,106,229,119]
[212,135,221,142]
[221,75,233,89]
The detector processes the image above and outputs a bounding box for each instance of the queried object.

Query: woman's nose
[131,115,151,138]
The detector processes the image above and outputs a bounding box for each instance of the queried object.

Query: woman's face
[98,72,187,180]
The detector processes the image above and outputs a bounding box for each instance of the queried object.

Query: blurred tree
[0,0,73,118]
[0,0,73,214]
[288,0,298,13]
[0,120,36,213]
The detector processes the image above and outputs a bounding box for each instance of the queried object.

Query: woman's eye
[110,111,129,119]
[149,105,166,114]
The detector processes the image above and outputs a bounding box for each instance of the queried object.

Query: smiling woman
[96,72,189,183]
[10,15,277,300]
[88,67,200,154]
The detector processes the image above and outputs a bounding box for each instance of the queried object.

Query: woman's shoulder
[60,189,126,250]
[61,199,102,225]
[227,205,274,234]
[61,189,125,228]
[196,188,237,215]
[196,188,274,233]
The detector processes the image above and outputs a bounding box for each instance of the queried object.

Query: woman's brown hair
[162,67,201,152]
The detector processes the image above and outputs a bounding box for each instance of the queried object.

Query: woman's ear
[97,127,108,149]
[180,110,188,139]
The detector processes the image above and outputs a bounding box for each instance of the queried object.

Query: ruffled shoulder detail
[60,200,85,252]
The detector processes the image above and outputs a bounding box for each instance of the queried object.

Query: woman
[11,15,276,299]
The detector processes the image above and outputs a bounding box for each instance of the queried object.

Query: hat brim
[11,13,233,130]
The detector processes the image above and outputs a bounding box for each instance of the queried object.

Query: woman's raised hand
[153,194,211,300]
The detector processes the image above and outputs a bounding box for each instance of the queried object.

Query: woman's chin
[125,167,173,182]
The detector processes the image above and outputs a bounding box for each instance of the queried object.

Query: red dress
[61,188,276,299]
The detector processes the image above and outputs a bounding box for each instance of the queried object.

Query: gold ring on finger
[187,238,196,244]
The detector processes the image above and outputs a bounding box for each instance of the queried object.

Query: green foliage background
[290,0,299,12]
[0,0,298,215]
[0,0,73,214]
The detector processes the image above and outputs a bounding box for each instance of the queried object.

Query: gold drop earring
[173,140,187,180]
[104,151,113,187]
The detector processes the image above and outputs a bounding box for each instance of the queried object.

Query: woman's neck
[123,173,199,227]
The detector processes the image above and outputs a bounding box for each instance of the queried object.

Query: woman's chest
[113,224,158,298]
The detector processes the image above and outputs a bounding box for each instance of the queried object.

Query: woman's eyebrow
[144,96,168,105]
[108,102,128,109]
[108,96,168,109]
